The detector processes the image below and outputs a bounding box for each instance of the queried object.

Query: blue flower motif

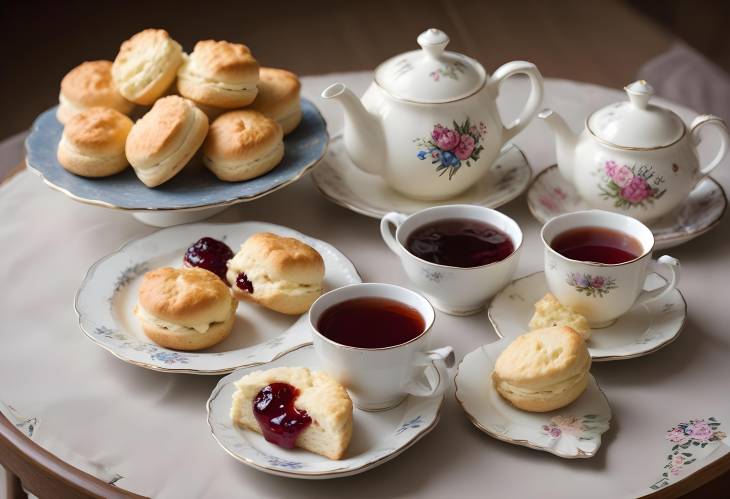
[417,150,428,160]
[441,151,459,167]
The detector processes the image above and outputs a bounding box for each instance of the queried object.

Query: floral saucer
[527,165,727,250]
[311,135,532,219]
[488,272,687,361]
[75,221,360,374]
[454,339,612,459]
[207,345,444,478]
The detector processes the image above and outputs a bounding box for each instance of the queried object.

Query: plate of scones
[75,221,360,374]
[26,29,328,216]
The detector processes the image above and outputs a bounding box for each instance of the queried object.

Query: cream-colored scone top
[177,40,259,108]
[57,107,133,177]
[248,67,302,134]
[125,95,209,187]
[529,293,591,340]
[226,232,325,315]
[492,326,591,413]
[112,28,183,105]
[57,60,134,124]
[203,110,284,182]
[135,267,237,351]
[230,367,353,460]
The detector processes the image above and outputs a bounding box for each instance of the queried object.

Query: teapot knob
[625,80,654,110]
[417,28,449,60]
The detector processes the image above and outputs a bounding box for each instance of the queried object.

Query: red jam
[253,383,311,449]
[236,272,254,293]
[183,237,233,283]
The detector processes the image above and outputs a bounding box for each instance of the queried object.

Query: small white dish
[75,222,361,374]
[311,135,532,219]
[527,165,727,250]
[454,339,611,459]
[207,345,444,478]
[488,271,687,361]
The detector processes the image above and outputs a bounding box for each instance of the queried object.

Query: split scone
[112,28,184,105]
[177,40,259,109]
[226,232,325,315]
[57,60,133,124]
[248,67,302,135]
[135,267,237,350]
[230,367,353,460]
[492,326,591,413]
[529,293,591,340]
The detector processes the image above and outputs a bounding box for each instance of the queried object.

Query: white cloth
[1,72,729,499]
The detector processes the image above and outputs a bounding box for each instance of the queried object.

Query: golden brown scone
[248,67,301,135]
[57,60,134,124]
[529,293,591,340]
[226,232,325,315]
[230,367,353,460]
[57,107,133,177]
[125,95,209,187]
[202,110,284,182]
[135,267,237,351]
[492,326,591,413]
[112,29,183,105]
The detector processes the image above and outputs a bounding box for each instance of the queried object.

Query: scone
[112,29,183,105]
[226,232,324,315]
[230,367,353,460]
[135,267,237,350]
[248,67,302,135]
[125,96,209,187]
[529,293,591,340]
[57,107,133,177]
[202,110,284,182]
[491,326,591,413]
[177,40,259,108]
[57,60,133,124]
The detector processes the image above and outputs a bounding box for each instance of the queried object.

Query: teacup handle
[403,346,456,398]
[488,61,544,144]
[380,212,408,255]
[690,114,730,180]
[634,255,681,308]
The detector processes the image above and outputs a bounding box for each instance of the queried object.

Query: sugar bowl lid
[587,80,685,149]
[374,28,486,103]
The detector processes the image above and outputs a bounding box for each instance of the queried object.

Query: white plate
[207,345,444,478]
[526,165,727,250]
[311,135,532,219]
[455,339,612,458]
[75,222,361,374]
[488,271,687,361]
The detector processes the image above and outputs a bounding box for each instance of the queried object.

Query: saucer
[207,345,444,478]
[488,271,687,361]
[311,135,532,219]
[455,339,611,459]
[75,221,361,374]
[527,165,727,250]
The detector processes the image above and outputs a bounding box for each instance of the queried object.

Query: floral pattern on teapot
[429,61,467,81]
[598,160,667,209]
[414,119,487,179]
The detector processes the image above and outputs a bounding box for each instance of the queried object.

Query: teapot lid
[587,80,685,149]
[373,28,486,103]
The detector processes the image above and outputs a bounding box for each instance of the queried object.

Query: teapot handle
[489,61,544,144]
[690,114,730,179]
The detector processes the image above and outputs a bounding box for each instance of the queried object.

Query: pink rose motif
[435,128,460,151]
[591,276,606,289]
[672,455,685,466]
[666,428,689,444]
[454,134,476,160]
[431,124,445,142]
[688,421,714,442]
[611,164,634,187]
[605,160,618,177]
[620,176,653,204]
[538,195,558,212]
[469,126,479,136]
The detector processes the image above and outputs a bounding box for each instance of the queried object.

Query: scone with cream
[492,326,591,412]
[177,40,259,109]
[248,67,302,134]
[231,367,352,460]
[57,60,133,124]
[135,267,237,350]
[226,232,324,315]
[529,293,591,340]
[112,29,183,105]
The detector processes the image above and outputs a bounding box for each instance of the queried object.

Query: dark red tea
[551,226,643,264]
[317,297,425,348]
[405,218,514,268]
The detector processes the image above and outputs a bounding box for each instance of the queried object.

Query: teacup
[309,283,454,411]
[541,209,680,327]
[380,205,523,315]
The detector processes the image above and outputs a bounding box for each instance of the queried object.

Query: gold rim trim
[584,114,686,151]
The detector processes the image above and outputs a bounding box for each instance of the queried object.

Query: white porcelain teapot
[540,80,730,223]
[321,28,543,200]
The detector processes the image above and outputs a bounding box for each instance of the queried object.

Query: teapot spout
[321,83,385,175]
[538,109,578,184]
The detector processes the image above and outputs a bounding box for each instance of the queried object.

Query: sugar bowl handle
[489,61,544,143]
[690,114,730,179]
[380,212,408,255]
